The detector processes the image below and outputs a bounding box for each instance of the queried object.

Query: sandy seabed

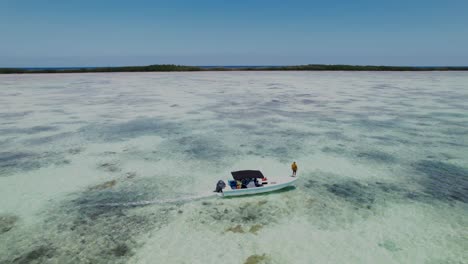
[0,71,467,264]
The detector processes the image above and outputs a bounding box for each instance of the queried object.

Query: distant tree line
[243,64,468,71]
[0,64,202,74]
[1,64,467,74]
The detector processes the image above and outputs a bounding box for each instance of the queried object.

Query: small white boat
[214,170,298,197]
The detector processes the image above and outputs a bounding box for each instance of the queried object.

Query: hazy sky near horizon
[1,0,467,67]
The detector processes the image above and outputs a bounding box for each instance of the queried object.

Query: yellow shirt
[291,163,297,170]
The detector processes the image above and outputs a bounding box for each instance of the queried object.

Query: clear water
[0,72,467,264]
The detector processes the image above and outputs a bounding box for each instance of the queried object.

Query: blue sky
[1,0,467,67]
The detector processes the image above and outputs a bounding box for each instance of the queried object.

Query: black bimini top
[231,170,264,181]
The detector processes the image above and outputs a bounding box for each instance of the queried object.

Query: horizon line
[2,64,468,69]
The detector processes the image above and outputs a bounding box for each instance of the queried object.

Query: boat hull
[220,177,298,197]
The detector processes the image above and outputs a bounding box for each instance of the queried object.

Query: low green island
[1,64,468,74]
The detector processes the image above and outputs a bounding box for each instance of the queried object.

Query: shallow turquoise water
[0,72,467,263]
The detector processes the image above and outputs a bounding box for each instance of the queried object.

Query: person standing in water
[291,161,298,176]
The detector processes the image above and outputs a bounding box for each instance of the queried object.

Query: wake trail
[90,191,218,208]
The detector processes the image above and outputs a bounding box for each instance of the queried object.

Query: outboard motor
[214,180,226,193]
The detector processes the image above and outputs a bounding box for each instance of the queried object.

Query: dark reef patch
[11,245,55,264]
[0,138,13,148]
[25,132,74,145]
[301,99,317,105]
[248,224,263,234]
[275,128,319,139]
[0,214,18,234]
[229,204,267,222]
[304,179,320,189]
[5,177,179,263]
[51,120,87,125]
[263,99,283,107]
[69,185,153,219]
[111,244,131,257]
[301,99,328,107]
[429,112,467,119]
[321,146,346,155]
[229,125,315,161]
[0,151,70,176]
[367,135,410,146]
[88,180,117,191]
[324,131,352,141]
[0,152,35,167]
[0,111,33,120]
[80,117,181,142]
[326,181,376,208]
[156,135,234,162]
[178,136,229,160]
[261,141,303,162]
[213,108,272,120]
[67,147,84,155]
[244,254,269,264]
[356,150,396,163]
[225,224,245,233]
[438,141,467,148]
[372,84,394,90]
[303,174,408,208]
[412,160,468,203]
[374,182,404,194]
[354,118,402,131]
[230,123,258,131]
[272,109,319,120]
[0,125,59,135]
[125,171,137,179]
[198,200,285,226]
[441,128,468,136]
[97,161,121,173]
[269,146,289,157]
[378,240,401,252]
[0,152,39,176]
[318,116,338,123]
